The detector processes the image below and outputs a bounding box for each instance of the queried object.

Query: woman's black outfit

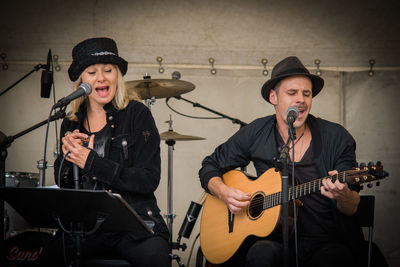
[48,100,170,266]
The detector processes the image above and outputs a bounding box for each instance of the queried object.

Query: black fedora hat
[68,37,128,81]
[261,56,324,103]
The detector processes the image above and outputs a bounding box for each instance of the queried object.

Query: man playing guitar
[199,56,363,267]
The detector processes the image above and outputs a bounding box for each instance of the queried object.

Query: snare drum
[5,171,39,187]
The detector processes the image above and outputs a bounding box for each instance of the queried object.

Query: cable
[165,97,224,120]
[42,107,54,185]
[51,61,60,157]
[186,232,200,267]
[57,151,70,187]
[62,231,68,267]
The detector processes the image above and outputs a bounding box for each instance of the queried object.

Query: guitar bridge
[228,209,234,233]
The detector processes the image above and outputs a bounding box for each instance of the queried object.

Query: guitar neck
[262,171,349,210]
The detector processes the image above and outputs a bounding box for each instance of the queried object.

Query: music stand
[1,187,153,266]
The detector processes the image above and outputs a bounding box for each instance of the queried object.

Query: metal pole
[166,139,176,256]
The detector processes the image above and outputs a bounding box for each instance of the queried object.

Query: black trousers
[217,237,358,267]
[40,231,170,267]
[297,236,356,267]
[218,238,283,267]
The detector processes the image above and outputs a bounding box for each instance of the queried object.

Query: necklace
[290,126,307,162]
[86,115,91,133]
[290,126,306,148]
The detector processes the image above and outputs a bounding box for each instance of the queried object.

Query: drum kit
[3,75,206,266]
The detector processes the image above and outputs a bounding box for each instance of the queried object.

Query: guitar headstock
[345,161,389,185]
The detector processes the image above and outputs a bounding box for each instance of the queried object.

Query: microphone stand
[276,122,296,267]
[72,163,82,266]
[278,137,290,267]
[0,107,66,265]
[170,96,248,128]
[0,63,48,97]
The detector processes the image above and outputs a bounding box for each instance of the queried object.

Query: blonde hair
[67,66,141,121]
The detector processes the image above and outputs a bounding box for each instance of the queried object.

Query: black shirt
[275,127,337,238]
[81,125,111,190]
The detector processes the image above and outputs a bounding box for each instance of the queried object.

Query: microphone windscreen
[286,106,299,118]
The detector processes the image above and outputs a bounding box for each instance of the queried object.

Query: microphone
[41,49,53,98]
[172,71,181,80]
[286,106,299,125]
[178,201,202,239]
[53,83,92,109]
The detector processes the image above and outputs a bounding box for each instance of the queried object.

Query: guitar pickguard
[228,209,234,233]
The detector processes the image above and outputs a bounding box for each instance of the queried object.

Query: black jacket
[200,114,358,187]
[54,100,169,240]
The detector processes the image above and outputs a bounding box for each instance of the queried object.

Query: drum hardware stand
[143,74,156,109]
[0,108,66,264]
[162,116,185,267]
[37,159,53,187]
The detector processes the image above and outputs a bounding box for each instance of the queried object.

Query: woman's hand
[62,129,95,169]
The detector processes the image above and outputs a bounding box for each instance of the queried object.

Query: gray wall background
[0,0,399,266]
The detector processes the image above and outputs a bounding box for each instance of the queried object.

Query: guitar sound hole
[248,193,264,219]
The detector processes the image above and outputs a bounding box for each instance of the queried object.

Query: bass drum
[4,172,40,238]
[4,230,54,267]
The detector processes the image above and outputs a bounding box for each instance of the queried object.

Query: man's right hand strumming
[208,176,251,214]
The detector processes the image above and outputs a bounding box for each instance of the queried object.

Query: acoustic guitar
[200,163,388,264]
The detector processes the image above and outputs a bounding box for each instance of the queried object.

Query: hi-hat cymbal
[126,79,195,99]
[160,130,205,141]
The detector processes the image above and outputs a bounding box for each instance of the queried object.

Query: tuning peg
[368,162,374,168]
[376,181,380,186]
[359,162,366,168]
[376,161,382,166]
[367,183,373,188]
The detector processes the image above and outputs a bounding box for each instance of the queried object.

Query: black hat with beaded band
[261,56,324,103]
[68,37,128,82]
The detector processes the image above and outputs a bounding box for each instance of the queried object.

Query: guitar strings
[248,171,364,210]
[249,170,367,210]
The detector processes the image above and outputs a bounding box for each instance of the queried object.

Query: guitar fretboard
[261,172,348,210]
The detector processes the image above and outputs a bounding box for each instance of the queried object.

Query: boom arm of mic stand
[172,96,248,128]
[170,96,248,172]
[0,64,48,97]
[0,107,66,149]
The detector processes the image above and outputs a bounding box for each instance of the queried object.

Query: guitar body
[200,168,282,264]
[200,163,388,265]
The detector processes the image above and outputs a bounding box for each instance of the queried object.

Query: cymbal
[126,79,195,99]
[160,130,206,141]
